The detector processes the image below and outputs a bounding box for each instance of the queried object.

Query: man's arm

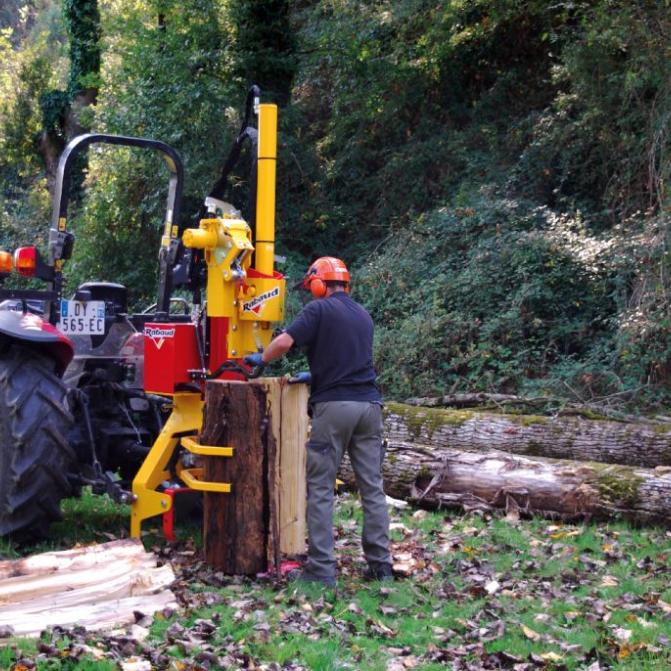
[261,331,295,364]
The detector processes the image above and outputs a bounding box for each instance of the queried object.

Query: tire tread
[0,345,76,538]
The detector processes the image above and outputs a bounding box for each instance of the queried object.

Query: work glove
[244,352,265,368]
[288,371,312,385]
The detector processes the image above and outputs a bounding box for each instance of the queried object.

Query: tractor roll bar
[49,133,185,318]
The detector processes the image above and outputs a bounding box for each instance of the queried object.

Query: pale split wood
[2,592,176,638]
[255,378,308,557]
[0,539,177,638]
[278,380,308,556]
[0,537,147,580]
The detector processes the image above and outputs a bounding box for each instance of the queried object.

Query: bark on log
[339,441,671,525]
[382,402,671,469]
[202,381,273,575]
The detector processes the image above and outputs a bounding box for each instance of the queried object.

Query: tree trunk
[339,441,671,526]
[382,402,671,469]
[202,381,272,575]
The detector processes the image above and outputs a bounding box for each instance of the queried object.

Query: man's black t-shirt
[285,292,382,404]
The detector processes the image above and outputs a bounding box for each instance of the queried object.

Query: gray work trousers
[304,400,391,579]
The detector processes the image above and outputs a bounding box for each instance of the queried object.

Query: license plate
[59,300,105,335]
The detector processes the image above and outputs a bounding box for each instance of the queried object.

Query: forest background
[1,0,670,409]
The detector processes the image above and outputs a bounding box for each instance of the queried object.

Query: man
[244,256,392,587]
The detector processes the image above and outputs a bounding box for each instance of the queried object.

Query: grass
[2,492,671,669]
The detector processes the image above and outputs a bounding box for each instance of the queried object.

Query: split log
[339,441,671,525]
[0,539,176,638]
[258,378,308,556]
[383,402,671,469]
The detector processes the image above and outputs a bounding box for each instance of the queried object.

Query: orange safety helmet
[302,256,350,298]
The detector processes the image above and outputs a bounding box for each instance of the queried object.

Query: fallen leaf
[613,627,632,642]
[658,599,671,614]
[540,651,564,662]
[121,659,152,671]
[521,624,542,641]
[485,580,501,595]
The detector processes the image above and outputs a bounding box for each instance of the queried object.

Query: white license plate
[59,300,106,335]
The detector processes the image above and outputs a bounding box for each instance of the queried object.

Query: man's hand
[244,352,264,368]
[288,371,311,385]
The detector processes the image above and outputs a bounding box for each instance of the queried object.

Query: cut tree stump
[382,402,671,469]
[202,378,308,574]
[340,441,671,525]
[0,539,176,638]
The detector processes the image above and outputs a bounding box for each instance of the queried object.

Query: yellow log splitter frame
[130,93,283,538]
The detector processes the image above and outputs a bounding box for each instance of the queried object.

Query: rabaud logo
[242,287,280,315]
[144,326,175,350]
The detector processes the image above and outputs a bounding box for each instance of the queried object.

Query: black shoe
[287,568,336,588]
[365,562,394,582]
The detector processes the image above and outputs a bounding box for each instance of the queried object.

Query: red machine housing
[143,323,201,395]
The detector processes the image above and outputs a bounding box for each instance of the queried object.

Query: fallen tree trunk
[383,402,671,469]
[339,443,671,525]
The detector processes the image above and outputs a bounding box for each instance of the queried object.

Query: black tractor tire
[0,344,76,539]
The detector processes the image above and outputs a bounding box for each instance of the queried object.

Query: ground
[2,491,671,670]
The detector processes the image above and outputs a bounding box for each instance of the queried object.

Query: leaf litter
[4,494,671,669]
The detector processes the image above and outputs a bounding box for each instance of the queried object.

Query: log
[382,402,671,469]
[258,378,308,556]
[339,441,671,525]
[0,539,176,638]
[201,378,308,573]
[202,381,271,575]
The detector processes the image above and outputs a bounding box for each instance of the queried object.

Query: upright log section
[202,379,308,574]
[202,382,269,574]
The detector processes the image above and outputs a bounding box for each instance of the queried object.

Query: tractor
[0,87,284,540]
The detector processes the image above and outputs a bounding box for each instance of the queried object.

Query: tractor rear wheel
[0,344,76,538]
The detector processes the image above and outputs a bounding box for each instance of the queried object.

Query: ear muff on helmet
[309,278,327,298]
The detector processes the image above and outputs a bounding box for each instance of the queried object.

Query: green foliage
[1,0,670,408]
[0,21,63,249]
[65,0,240,301]
[513,1,671,219]
[356,197,615,398]
[227,0,297,106]
[63,0,101,96]
[283,0,573,252]
[38,88,69,135]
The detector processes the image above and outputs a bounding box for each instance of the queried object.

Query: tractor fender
[0,310,74,376]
